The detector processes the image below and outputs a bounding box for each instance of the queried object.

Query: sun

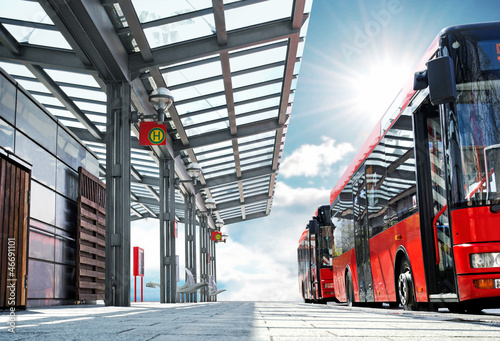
[349,59,414,119]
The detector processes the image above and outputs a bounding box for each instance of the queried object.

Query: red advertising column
[133,247,145,302]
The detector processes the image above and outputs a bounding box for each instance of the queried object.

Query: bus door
[352,165,375,302]
[414,105,457,301]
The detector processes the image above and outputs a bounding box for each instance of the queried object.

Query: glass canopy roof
[0,0,312,226]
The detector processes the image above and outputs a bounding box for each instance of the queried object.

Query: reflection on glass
[0,72,16,124]
[16,91,57,153]
[0,118,15,151]
[4,24,71,50]
[31,181,56,225]
[28,260,55,299]
[225,0,293,31]
[15,132,56,189]
[230,46,287,72]
[144,14,215,48]
[132,0,212,22]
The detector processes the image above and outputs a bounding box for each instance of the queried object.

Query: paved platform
[2,301,500,340]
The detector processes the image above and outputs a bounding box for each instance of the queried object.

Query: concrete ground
[1,301,500,340]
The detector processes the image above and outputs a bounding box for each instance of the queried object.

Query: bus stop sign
[139,122,167,145]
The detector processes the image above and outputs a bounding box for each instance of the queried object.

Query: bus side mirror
[316,205,331,226]
[308,219,318,235]
[413,56,457,106]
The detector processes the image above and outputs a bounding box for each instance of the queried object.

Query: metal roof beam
[223,212,267,225]
[0,44,93,72]
[216,193,270,211]
[130,18,300,72]
[174,118,281,152]
[204,165,275,188]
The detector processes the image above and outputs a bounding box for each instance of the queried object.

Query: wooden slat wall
[0,155,30,309]
[76,167,106,301]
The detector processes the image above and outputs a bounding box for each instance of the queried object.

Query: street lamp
[215,218,224,231]
[149,87,174,122]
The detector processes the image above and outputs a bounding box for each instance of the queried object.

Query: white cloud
[280,136,354,178]
[273,182,330,208]
[217,240,300,301]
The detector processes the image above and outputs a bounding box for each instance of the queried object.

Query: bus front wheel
[398,259,418,310]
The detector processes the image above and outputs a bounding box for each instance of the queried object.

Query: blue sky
[131,0,500,302]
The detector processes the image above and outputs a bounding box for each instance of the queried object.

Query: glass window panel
[240,140,274,152]
[144,15,215,48]
[163,59,221,86]
[31,181,56,225]
[16,78,51,94]
[234,83,282,103]
[30,219,55,234]
[73,101,106,114]
[29,230,55,262]
[241,160,271,171]
[56,161,79,201]
[57,127,87,171]
[181,109,228,126]
[225,0,293,31]
[176,95,227,115]
[15,132,56,188]
[54,264,76,299]
[44,69,100,87]
[0,118,15,152]
[203,168,235,179]
[84,151,100,177]
[185,121,229,137]
[232,66,285,88]
[16,91,57,153]
[230,46,288,72]
[236,110,278,126]
[199,155,234,168]
[204,162,236,174]
[241,146,274,158]
[28,260,54,299]
[193,140,232,154]
[32,94,62,108]
[3,24,71,50]
[238,131,275,144]
[0,72,17,124]
[132,0,212,22]
[235,97,281,115]
[2,1,54,24]
[240,154,273,165]
[172,80,225,102]
[60,86,106,101]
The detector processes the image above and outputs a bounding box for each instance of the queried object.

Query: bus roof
[329,32,440,206]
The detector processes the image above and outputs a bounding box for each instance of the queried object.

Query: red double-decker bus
[298,205,336,303]
[329,22,500,312]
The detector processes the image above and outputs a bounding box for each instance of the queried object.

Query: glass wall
[0,68,99,306]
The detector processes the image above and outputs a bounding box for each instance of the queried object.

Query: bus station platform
[2,301,500,340]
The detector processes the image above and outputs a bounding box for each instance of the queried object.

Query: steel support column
[105,81,131,307]
[184,193,197,303]
[199,214,209,302]
[159,157,176,303]
[209,237,217,302]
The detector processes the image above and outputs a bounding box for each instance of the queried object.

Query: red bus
[329,22,500,312]
[298,205,336,303]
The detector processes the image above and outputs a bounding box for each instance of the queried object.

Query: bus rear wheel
[398,258,418,310]
[346,271,354,307]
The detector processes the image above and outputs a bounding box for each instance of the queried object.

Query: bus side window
[367,142,388,237]
[331,181,355,255]
[385,114,418,225]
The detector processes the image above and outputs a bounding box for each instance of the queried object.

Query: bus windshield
[447,28,500,207]
[456,81,500,205]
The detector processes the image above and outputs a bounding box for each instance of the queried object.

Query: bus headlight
[470,253,500,268]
